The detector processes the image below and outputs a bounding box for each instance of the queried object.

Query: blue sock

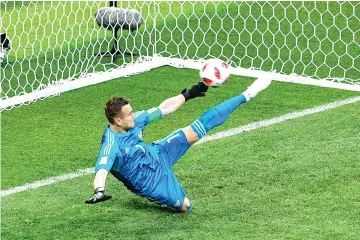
[191,94,247,138]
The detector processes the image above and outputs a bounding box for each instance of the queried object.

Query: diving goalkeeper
[85,78,271,212]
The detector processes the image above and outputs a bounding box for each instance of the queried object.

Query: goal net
[1,1,359,110]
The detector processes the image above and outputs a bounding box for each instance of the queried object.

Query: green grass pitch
[1,1,360,240]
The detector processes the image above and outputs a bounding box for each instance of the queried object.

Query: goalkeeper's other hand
[85,187,112,204]
[181,81,209,101]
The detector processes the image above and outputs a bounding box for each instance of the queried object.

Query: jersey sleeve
[134,107,162,127]
[95,132,119,172]
[95,152,117,172]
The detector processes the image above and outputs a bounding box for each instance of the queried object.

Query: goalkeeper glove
[85,187,112,204]
[181,82,209,101]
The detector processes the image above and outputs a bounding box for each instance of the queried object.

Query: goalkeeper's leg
[183,77,272,144]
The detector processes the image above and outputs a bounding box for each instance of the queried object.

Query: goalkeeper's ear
[181,82,208,101]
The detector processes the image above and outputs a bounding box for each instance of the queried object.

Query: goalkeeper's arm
[159,82,208,116]
[85,169,112,204]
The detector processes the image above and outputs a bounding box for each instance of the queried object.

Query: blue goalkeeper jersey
[94,107,164,196]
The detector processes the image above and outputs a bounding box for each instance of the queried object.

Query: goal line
[2,55,360,110]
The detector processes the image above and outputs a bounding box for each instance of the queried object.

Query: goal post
[1,1,359,110]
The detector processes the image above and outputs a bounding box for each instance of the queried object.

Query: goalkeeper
[85,78,271,212]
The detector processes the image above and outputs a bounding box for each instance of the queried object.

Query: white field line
[1,168,94,197]
[2,96,360,197]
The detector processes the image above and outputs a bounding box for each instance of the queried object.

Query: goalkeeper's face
[117,104,135,130]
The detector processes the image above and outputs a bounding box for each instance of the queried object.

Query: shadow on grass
[125,197,183,214]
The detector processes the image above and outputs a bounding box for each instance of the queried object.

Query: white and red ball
[200,58,230,87]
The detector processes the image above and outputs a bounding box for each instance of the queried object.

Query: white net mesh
[155,1,360,84]
[1,1,359,110]
[0,1,156,109]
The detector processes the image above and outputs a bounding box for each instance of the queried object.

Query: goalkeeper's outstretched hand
[85,187,112,204]
[181,81,209,101]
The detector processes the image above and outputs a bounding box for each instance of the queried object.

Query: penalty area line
[2,96,360,197]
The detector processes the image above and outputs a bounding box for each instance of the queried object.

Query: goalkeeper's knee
[186,201,193,213]
[179,197,193,213]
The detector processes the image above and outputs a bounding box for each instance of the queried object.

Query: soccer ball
[200,58,230,87]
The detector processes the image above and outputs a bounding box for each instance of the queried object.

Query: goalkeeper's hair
[105,97,130,124]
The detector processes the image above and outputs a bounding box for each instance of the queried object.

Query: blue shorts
[149,129,191,211]
[154,129,191,167]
